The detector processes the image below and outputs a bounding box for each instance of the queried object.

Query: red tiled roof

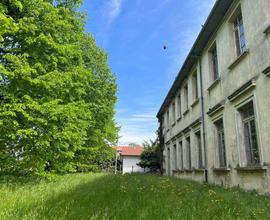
[113,146,144,156]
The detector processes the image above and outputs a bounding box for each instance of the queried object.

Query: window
[186,137,191,170]
[209,43,219,81]
[177,94,181,118]
[215,119,226,168]
[173,144,177,170]
[179,141,183,170]
[172,102,176,123]
[167,147,171,174]
[166,110,169,128]
[196,131,203,169]
[239,101,260,166]
[192,72,199,101]
[233,11,246,57]
[184,83,188,110]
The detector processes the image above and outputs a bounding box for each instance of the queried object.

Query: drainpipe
[198,55,208,183]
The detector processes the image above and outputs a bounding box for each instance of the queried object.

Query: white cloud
[119,131,156,145]
[106,0,123,25]
[116,110,158,145]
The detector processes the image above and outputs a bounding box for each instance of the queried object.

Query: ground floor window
[195,131,203,169]
[186,137,191,170]
[167,147,171,174]
[179,141,183,170]
[214,118,226,168]
[238,101,260,166]
[173,144,177,170]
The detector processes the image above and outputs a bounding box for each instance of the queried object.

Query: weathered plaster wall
[161,0,270,193]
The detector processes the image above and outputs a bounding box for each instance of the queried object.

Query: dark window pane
[186,138,191,169]
[244,122,252,165]
[197,132,203,169]
[215,119,226,168]
[211,46,219,81]
[250,120,260,165]
[235,29,241,56]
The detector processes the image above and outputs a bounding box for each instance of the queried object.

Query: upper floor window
[192,71,199,101]
[172,102,176,123]
[177,94,181,118]
[238,101,260,166]
[233,11,246,57]
[184,83,188,110]
[209,43,219,81]
[166,110,170,128]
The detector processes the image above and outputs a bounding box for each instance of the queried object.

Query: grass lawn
[0,173,270,219]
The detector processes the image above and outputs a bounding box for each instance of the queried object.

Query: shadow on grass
[5,173,270,220]
[20,174,154,220]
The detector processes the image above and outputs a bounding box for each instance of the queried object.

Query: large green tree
[0,0,118,175]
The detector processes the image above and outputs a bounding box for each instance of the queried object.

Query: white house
[114,146,145,174]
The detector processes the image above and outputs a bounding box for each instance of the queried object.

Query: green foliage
[0,0,119,175]
[138,140,161,172]
[1,173,270,219]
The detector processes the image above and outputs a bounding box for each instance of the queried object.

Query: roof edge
[156,0,234,119]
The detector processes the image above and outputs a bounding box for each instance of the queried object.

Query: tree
[138,140,161,172]
[0,0,119,175]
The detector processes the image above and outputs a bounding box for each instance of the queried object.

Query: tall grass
[0,173,270,219]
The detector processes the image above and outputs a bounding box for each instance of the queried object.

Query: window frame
[183,83,189,111]
[195,131,203,169]
[172,144,177,171]
[238,101,261,167]
[179,140,184,170]
[232,10,247,57]
[185,136,191,170]
[192,71,199,102]
[166,110,170,128]
[209,42,219,82]
[214,118,227,168]
[177,93,181,118]
[172,102,176,124]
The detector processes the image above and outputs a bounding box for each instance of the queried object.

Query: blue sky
[80,0,215,145]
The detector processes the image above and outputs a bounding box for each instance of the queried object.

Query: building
[157,0,270,193]
[114,146,145,174]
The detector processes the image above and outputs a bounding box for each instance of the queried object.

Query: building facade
[157,0,270,193]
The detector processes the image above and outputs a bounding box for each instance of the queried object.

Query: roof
[157,0,234,119]
[113,146,144,156]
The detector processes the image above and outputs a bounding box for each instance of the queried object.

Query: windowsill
[194,168,205,173]
[184,169,193,173]
[174,169,185,173]
[183,109,189,116]
[177,116,182,122]
[207,77,221,91]
[235,165,267,172]
[263,25,270,35]
[228,49,249,70]
[262,65,270,77]
[213,167,231,172]
[191,98,199,108]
